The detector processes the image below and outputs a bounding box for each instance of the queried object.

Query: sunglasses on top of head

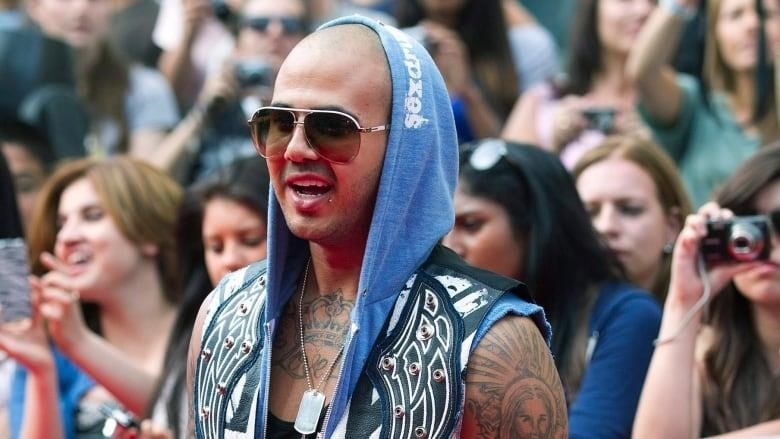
[463,138,516,171]
[247,106,390,164]
[240,16,304,34]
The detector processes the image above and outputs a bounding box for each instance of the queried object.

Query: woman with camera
[501,0,656,169]
[633,143,780,437]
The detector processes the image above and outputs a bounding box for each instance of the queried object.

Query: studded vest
[193,251,538,438]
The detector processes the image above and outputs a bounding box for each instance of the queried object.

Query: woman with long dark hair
[443,138,662,437]
[143,156,270,438]
[502,0,655,169]
[634,143,780,437]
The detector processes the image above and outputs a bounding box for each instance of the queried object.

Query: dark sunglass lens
[306,112,359,163]
[249,109,269,156]
[280,17,303,34]
[252,108,294,157]
[244,17,270,31]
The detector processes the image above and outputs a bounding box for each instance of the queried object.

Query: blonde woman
[573,135,692,302]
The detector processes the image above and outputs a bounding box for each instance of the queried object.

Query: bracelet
[660,0,697,21]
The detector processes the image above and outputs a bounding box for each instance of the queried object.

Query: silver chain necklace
[293,259,346,436]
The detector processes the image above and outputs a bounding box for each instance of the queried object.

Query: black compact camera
[234,60,272,88]
[582,107,616,133]
[701,215,771,264]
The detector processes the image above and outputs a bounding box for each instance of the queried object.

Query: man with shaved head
[187,15,567,438]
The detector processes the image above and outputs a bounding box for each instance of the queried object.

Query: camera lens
[728,222,766,262]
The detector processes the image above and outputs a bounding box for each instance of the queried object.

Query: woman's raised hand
[35,252,90,354]
[667,202,761,308]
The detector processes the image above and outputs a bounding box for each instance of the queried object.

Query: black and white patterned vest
[194,250,535,438]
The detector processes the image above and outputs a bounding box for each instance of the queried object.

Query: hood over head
[263,14,458,432]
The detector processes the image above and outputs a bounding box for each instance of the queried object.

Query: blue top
[569,282,662,439]
[254,15,549,438]
[9,348,95,439]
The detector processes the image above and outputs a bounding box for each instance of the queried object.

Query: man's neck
[308,243,364,300]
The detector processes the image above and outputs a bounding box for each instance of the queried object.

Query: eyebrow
[57,202,102,216]
[585,195,649,204]
[454,208,488,217]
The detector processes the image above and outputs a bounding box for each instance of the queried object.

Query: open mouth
[291,181,331,197]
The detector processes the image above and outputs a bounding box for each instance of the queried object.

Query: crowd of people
[0,0,778,438]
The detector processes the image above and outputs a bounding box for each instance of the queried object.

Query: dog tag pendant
[294,389,325,435]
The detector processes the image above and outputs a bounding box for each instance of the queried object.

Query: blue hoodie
[262,15,461,435]
[194,15,550,438]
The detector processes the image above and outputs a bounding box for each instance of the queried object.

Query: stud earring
[663,240,675,255]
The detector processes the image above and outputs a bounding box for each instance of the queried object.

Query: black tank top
[266,408,326,439]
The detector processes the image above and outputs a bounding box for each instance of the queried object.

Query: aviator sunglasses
[248,106,390,164]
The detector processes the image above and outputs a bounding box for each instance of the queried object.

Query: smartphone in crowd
[0,237,31,323]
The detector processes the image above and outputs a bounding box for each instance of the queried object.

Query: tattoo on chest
[272,289,354,380]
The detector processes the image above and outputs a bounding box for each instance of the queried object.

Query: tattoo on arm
[463,316,568,439]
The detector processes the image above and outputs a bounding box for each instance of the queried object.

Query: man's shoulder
[203,260,268,327]
[419,245,534,304]
[415,245,550,347]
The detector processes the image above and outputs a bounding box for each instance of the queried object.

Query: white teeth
[67,253,90,265]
